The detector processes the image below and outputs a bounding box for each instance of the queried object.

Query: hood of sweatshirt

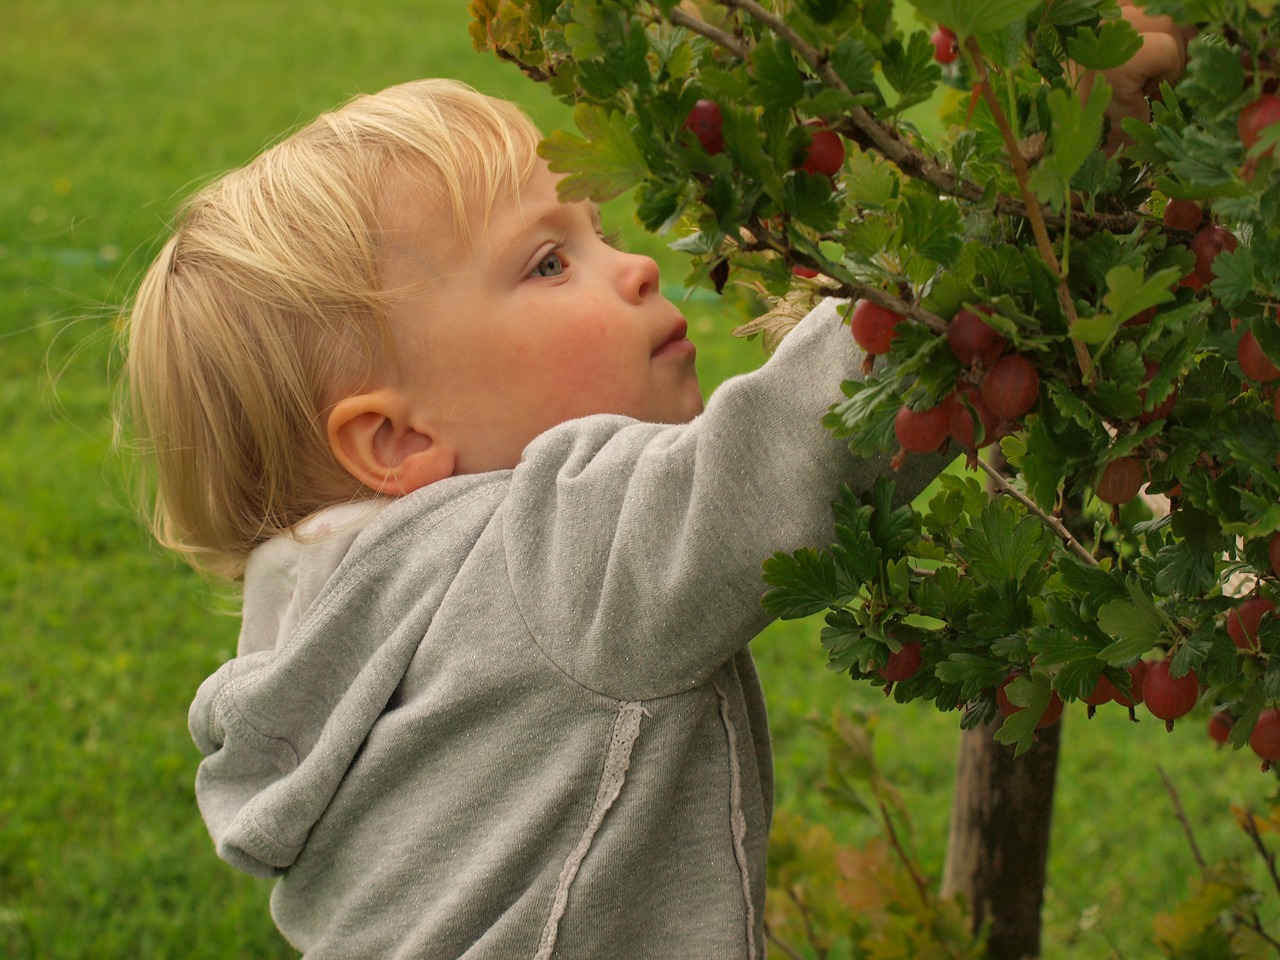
[188,477,511,877]
[235,500,388,658]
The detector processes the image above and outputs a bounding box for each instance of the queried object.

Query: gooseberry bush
[470,0,1280,764]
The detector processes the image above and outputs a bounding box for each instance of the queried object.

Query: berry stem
[975,457,1099,566]
[964,37,1096,386]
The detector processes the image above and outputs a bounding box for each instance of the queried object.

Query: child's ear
[327,390,456,496]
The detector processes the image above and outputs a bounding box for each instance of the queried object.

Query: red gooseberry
[849,299,901,355]
[1239,94,1280,153]
[799,122,845,177]
[947,306,1006,368]
[980,354,1040,421]
[1096,457,1144,505]
[1207,711,1234,745]
[1192,225,1239,284]
[895,400,952,454]
[1162,198,1203,232]
[877,640,923,683]
[1143,660,1199,731]
[1250,708,1280,767]
[931,27,958,64]
[1238,330,1280,382]
[684,99,725,155]
[1226,595,1275,650]
[948,385,1002,451]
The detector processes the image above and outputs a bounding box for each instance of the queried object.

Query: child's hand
[1083,0,1197,152]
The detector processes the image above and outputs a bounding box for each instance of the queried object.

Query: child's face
[383,161,704,475]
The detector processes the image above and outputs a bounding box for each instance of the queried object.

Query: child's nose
[617,251,661,303]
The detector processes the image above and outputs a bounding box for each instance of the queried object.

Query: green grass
[3,2,1279,957]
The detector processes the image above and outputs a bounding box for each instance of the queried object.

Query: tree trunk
[941,719,1061,960]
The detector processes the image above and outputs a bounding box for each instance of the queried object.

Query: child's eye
[530,248,566,278]
[599,230,623,249]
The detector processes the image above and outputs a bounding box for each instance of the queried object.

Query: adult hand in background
[1083,0,1198,152]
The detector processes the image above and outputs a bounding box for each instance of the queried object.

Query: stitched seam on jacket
[534,701,647,960]
[714,682,758,960]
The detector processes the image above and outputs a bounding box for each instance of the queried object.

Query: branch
[668,0,1138,237]
[965,38,1095,385]
[667,6,747,56]
[1157,766,1206,873]
[876,793,932,906]
[975,457,1099,566]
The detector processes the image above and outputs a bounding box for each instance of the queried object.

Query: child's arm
[501,300,948,701]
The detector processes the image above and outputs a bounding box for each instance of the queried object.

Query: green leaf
[751,35,806,113]
[540,104,648,201]
[843,146,899,209]
[762,548,847,619]
[957,498,1054,584]
[829,37,878,96]
[878,32,940,113]
[906,0,1039,36]
[1097,579,1166,663]
[1029,82,1109,209]
[992,674,1054,755]
[1153,540,1217,597]
[820,607,882,672]
[934,652,1010,700]
[1065,18,1143,71]
[1208,245,1255,310]
[1071,265,1180,341]
[897,184,964,266]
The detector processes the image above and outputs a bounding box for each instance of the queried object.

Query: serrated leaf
[957,498,1054,584]
[1065,18,1143,71]
[1029,82,1109,209]
[844,146,899,209]
[907,0,1039,36]
[820,607,882,672]
[751,35,806,112]
[1153,540,1217,597]
[934,652,1010,699]
[878,32,940,114]
[1073,265,1181,342]
[897,185,963,266]
[540,104,648,201]
[1208,245,1255,310]
[992,674,1052,755]
[829,37,878,95]
[1097,579,1167,663]
[762,548,847,619]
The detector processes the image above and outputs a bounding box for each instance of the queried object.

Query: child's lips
[652,318,695,359]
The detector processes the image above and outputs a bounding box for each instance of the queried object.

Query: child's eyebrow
[498,198,598,250]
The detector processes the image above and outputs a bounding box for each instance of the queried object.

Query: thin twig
[1239,809,1280,899]
[667,0,1138,236]
[667,6,748,56]
[875,794,931,905]
[964,37,1095,385]
[975,457,1099,566]
[1157,766,1207,873]
[764,922,809,960]
[1234,813,1280,952]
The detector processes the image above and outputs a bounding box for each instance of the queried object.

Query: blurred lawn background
[3,1,1278,957]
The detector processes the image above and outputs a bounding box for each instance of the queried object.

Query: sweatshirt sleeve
[502,298,948,701]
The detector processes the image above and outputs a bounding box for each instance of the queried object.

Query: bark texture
[941,720,1061,960]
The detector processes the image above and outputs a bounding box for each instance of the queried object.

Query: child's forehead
[377,160,597,256]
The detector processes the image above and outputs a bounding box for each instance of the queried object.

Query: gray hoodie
[189,300,943,958]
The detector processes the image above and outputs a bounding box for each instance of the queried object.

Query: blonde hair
[124,79,542,580]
